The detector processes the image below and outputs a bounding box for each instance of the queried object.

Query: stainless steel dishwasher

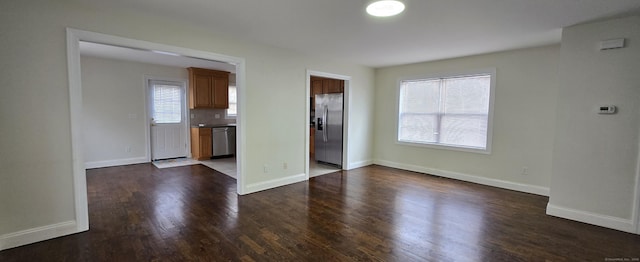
[211,126,236,157]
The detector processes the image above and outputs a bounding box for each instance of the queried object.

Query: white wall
[547,16,640,233]
[81,56,188,168]
[373,45,560,195]
[0,0,374,248]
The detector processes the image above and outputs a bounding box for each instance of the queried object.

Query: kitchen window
[397,69,495,153]
[226,85,237,118]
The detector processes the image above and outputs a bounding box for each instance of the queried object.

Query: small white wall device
[597,105,617,114]
[600,38,625,50]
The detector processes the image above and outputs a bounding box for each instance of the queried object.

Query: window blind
[153,84,182,124]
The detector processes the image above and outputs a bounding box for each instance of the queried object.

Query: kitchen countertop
[192,124,236,128]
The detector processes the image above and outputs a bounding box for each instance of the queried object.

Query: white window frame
[225,84,237,119]
[396,68,496,154]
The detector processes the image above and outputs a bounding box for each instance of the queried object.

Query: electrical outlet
[125,146,132,153]
[522,167,529,176]
[283,162,288,169]
[190,114,195,119]
[263,165,269,173]
[215,114,221,119]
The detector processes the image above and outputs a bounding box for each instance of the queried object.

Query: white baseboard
[85,157,148,169]
[0,220,80,251]
[373,159,550,196]
[244,173,307,194]
[546,203,636,233]
[346,160,373,170]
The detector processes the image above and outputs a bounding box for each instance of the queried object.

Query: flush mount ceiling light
[366,0,405,17]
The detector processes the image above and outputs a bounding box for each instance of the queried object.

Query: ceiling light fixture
[366,0,405,17]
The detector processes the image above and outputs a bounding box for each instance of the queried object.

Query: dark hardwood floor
[1,164,639,261]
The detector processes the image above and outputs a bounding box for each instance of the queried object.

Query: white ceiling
[79,0,640,68]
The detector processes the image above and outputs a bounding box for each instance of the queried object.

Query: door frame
[635,144,640,234]
[305,70,351,180]
[145,76,189,161]
[67,28,247,233]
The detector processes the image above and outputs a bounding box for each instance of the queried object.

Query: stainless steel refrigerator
[315,93,343,167]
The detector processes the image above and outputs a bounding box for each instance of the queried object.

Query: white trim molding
[304,70,352,181]
[636,180,640,234]
[546,204,636,234]
[346,160,374,170]
[634,140,640,234]
[85,157,148,169]
[0,221,77,251]
[66,28,90,236]
[245,173,307,194]
[374,159,550,196]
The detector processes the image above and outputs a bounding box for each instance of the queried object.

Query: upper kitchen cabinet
[311,77,323,111]
[188,67,230,109]
[310,76,344,95]
[310,76,344,111]
[311,77,324,97]
[323,78,344,94]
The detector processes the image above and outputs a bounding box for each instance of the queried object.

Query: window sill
[396,140,491,155]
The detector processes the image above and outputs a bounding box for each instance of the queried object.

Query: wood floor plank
[1,164,639,261]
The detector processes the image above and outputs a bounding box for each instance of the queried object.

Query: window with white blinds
[397,70,495,153]
[152,82,183,124]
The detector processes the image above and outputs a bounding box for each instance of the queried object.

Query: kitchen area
[79,40,240,176]
[147,65,237,177]
[185,67,238,178]
[154,70,346,179]
[310,76,345,177]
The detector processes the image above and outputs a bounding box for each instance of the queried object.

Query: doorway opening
[306,70,351,179]
[67,28,247,233]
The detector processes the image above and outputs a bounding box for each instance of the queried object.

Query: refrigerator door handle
[323,105,328,142]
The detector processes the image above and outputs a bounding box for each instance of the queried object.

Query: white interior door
[149,79,187,160]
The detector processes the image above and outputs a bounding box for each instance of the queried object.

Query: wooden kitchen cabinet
[323,78,344,93]
[311,77,323,110]
[191,128,212,160]
[310,76,344,95]
[188,67,230,109]
[311,78,324,97]
[310,76,344,123]
[310,76,345,111]
[310,127,315,156]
